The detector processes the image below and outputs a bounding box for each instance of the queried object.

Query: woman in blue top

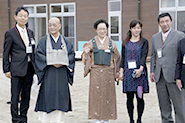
[119,20,149,123]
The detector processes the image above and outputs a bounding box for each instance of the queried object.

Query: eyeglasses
[97,28,107,31]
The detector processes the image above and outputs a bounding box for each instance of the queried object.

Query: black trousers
[11,62,34,123]
[126,92,144,122]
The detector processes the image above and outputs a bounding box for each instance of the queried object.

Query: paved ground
[0,60,165,123]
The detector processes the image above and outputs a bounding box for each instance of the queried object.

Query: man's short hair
[15,6,29,16]
[158,13,172,23]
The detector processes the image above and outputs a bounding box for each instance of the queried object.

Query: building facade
[0,0,185,57]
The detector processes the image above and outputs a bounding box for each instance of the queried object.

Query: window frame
[108,0,122,41]
[50,3,76,50]
[159,0,185,31]
[23,4,48,41]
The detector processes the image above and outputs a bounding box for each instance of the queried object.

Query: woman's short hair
[93,19,109,29]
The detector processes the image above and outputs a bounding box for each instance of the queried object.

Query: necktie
[22,29,31,61]
[22,30,29,47]
[163,35,166,42]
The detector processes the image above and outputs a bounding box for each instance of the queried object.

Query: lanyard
[130,42,142,86]
[129,42,137,60]
[160,39,164,48]
[128,41,142,86]
[160,35,166,48]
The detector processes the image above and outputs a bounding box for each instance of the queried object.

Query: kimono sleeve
[66,40,75,85]
[35,37,47,84]
[112,40,121,77]
[62,37,75,85]
[83,40,93,77]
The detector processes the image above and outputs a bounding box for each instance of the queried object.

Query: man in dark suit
[175,38,185,91]
[3,7,35,123]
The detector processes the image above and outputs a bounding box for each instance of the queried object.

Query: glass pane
[36,18,46,41]
[26,7,34,14]
[179,0,185,6]
[109,1,120,11]
[64,5,74,12]
[51,5,61,12]
[168,12,175,29]
[28,18,35,33]
[36,6,46,13]
[111,36,119,41]
[58,17,62,34]
[177,11,185,31]
[161,0,175,8]
[111,16,119,34]
[63,16,75,45]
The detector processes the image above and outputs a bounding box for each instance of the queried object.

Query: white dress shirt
[162,28,171,42]
[16,24,31,61]
[16,24,29,46]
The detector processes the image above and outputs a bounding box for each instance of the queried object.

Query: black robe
[35,35,75,113]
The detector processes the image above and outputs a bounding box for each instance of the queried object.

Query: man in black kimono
[35,17,75,122]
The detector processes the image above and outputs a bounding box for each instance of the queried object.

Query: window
[161,0,175,8]
[24,4,48,42]
[179,0,185,7]
[109,1,120,11]
[108,0,122,41]
[160,0,185,31]
[50,3,76,50]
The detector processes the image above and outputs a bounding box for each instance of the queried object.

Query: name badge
[157,49,162,58]
[61,44,65,49]
[183,54,185,64]
[26,45,32,53]
[128,60,137,69]
[105,49,110,53]
[31,38,35,45]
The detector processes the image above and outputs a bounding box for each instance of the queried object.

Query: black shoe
[7,100,21,104]
[130,120,134,123]
[137,120,142,123]
[6,101,11,104]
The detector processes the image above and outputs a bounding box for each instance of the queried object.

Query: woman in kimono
[82,19,120,123]
[119,20,149,123]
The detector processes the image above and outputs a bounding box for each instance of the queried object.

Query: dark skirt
[123,67,149,93]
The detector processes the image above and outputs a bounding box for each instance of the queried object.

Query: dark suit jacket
[3,26,35,77]
[175,38,185,88]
